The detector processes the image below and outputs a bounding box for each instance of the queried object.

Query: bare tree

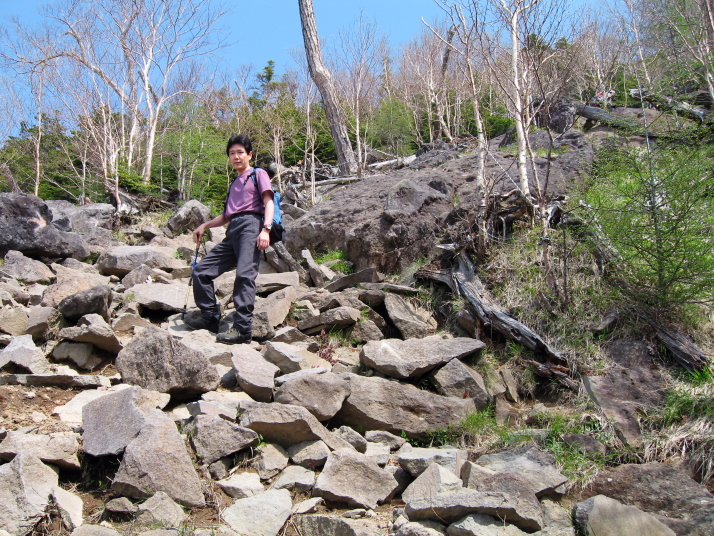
[5,0,226,185]
[298,0,357,176]
[394,28,460,144]
[428,3,490,247]
[335,14,387,176]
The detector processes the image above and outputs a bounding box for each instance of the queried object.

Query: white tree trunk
[298,0,356,176]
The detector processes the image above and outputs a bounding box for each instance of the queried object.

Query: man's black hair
[226,134,253,156]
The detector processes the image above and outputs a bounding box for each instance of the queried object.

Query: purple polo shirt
[223,167,273,218]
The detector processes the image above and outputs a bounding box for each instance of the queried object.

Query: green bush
[580,145,714,312]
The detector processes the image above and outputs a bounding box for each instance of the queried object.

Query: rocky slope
[0,131,712,536]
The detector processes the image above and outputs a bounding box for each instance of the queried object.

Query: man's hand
[257,228,270,250]
[193,224,207,246]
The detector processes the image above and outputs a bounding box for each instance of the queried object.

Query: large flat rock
[116,325,219,398]
[405,489,543,532]
[360,337,485,379]
[97,246,186,276]
[334,373,475,440]
[112,410,205,507]
[0,451,59,536]
[239,402,352,451]
[313,448,399,509]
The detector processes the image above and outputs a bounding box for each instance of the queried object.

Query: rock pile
[0,193,711,536]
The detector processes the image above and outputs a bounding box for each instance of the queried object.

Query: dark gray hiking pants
[192,212,261,334]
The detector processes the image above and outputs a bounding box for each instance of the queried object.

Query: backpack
[248,167,284,244]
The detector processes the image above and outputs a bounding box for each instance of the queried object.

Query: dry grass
[479,224,626,372]
[644,375,714,485]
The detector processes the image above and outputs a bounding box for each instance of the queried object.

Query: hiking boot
[184,314,220,333]
[216,326,252,344]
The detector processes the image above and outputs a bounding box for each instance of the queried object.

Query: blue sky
[0,0,448,78]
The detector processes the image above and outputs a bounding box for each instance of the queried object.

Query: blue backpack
[248,167,284,244]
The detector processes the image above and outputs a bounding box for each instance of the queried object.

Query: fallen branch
[650,321,710,372]
[450,252,566,363]
[643,94,709,123]
[573,104,643,131]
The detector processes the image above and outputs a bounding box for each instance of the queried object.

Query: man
[186,134,274,344]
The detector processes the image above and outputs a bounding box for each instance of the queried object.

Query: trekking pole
[181,241,201,319]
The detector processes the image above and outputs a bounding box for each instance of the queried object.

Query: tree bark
[298,0,357,176]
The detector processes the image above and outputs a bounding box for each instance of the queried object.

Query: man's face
[228,144,252,172]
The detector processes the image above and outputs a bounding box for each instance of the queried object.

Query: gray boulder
[57,285,113,322]
[231,346,279,402]
[58,314,122,354]
[573,495,675,536]
[112,410,205,507]
[97,246,185,277]
[71,526,121,536]
[116,325,220,398]
[447,514,529,536]
[273,372,350,421]
[135,492,186,527]
[41,264,110,308]
[324,267,380,292]
[365,430,406,451]
[0,307,29,336]
[405,490,543,532]
[384,293,434,339]
[222,489,292,536]
[313,448,399,509]
[217,472,264,499]
[294,515,380,536]
[0,431,81,470]
[252,286,297,339]
[0,334,50,373]
[350,319,384,343]
[429,358,490,408]
[45,200,114,232]
[361,337,485,379]
[587,462,714,536]
[255,271,300,293]
[52,341,101,372]
[334,373,475,440]
[239,402,352,451]
[0,451,58,536]
[402,463,463,503]
[465,472,543,531]
[1,250,54,284]
[52,485,84,532]
[130,281,196,312]
[398,448,468,478]
[82,385,170,456]
[476,445,567,498]
[185,414,259,464]
[123,264,162,289]
[25,306,63,341]
[297,306,361,335]
[0,193,89,259]
[262,341,325,373]
[336,426,368,453]
[273,465,316,493]
[166,200,211,235]
[287,440,331,470]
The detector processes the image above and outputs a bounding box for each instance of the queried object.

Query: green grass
[645,371,714,483]
[314,249,353,274]
[314,250,347,264]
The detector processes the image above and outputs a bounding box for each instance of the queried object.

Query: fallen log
[416,254,575,389]
[450,252,566,363]
[650,321,710,372]
[643,94,709,123]
[573,104,642,131]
